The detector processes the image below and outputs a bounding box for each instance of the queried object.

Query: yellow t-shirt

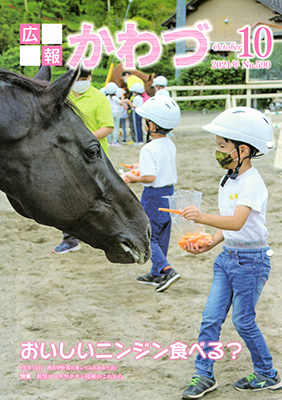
[68,86,114,157]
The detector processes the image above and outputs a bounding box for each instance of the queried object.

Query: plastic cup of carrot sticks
[158,190,213,252]
[158,207,213,250]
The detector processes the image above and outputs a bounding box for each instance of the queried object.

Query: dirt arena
[1,111,282,400]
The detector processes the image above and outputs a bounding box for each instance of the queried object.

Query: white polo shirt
[106,95,121,114]
[139,136,177,188]
[218,167,269,242]
[132,94,143,108]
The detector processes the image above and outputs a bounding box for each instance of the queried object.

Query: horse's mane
[0,69,80,115]
[0,69,48,94]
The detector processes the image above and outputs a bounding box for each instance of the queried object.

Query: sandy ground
[1,111,282,400]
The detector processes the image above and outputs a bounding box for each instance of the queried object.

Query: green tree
[0,0,177,73]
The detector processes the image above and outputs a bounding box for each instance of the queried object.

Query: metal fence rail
[167,83,282,108]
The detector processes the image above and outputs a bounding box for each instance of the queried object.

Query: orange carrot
[158,208,182,215]
[120,164,140,176]
[177,232,213,250]
[120,163,133,168]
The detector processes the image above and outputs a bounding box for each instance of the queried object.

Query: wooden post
[225,95,231,109]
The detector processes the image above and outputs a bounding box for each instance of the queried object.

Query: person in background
[152,75,170,97]
[52,67,114,254]
[121,71,145,143]
[116,87,128,144]
[121,70,145,90]
[105,82,122,146]
[124,82,145,145]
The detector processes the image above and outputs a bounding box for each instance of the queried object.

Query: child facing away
[116,87,128,144]
[152,75,170,98]
[123,96,181,292]
[180,107,282,399]
[105,82,122,146]
[124,82,145,145]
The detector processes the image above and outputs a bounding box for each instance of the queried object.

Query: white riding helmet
[115,87,124,98]
[105,82,118,95]
[129,82,145,94]
[136,96,180,129]
[202,106,273,154]
[152,75,168,87]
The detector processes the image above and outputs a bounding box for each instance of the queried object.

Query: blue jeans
[141,185,174,276]
[132,111,143,143]
[107,112,120,143]
[128,112,136,142]
[195,246,276,378]
[121,117,127,141]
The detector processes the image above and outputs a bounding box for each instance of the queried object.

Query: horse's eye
[85,144,100,161]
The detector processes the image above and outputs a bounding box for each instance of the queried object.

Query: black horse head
[0,67,151,264]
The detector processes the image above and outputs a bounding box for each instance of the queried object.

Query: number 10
[238,25,273,59]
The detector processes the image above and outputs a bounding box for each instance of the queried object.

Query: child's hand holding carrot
[120,163,139,170]
[121,169,140,184]
[178,231,213,252]
[123,171,139,183]
[182,229,225,255]
[184,239,213,254]
[182,206,201,223]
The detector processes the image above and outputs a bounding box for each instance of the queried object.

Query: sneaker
[136,273,164,286]
[52,241,81,254]
[155,268,181,292]
[234,371,282,391]
[182,374,217,399]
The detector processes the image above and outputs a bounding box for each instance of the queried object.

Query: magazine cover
[1,1,282,399]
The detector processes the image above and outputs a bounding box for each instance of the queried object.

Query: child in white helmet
[116,87,128,144]
[152,75,170,97]
[124,96,181,292]
[124,82,145,144]
[105,82,122,146]
[181,107,281,399]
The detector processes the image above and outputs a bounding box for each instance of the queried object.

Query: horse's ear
[148,72,155,81]
[34,66,51,83]
[44,68,79,109]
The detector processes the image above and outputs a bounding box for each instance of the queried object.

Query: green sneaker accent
[234,371,282,391]
[189,377,201,386]
[246,373,257,382]
[182,374,217,399]
[256,380,267,388]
